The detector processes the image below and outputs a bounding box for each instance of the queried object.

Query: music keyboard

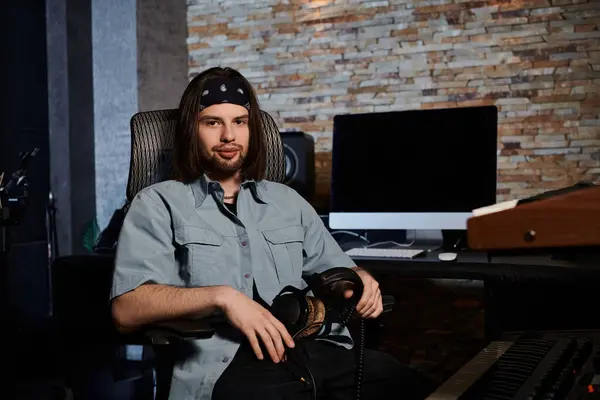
[427,330,600,400]
[426,341,513,400]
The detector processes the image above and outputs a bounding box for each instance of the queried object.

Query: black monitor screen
[330,106,498,213]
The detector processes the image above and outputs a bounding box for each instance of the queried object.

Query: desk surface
[350,248,600,282]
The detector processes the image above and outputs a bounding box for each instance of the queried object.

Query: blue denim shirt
[111,175,357,399]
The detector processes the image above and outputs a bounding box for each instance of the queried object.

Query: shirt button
[241,241,248,246]
[244,273,250,279]
[222,357,229,363]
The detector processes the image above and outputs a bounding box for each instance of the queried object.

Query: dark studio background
[2,5,100,397]
[1,0,52,328]
[2,0,98,326]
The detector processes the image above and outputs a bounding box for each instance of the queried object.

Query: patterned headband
[199,77,251,111]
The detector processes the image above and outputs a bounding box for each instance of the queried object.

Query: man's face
[197,103,250,174]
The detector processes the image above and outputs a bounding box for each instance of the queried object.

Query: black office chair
[50,109,286,399]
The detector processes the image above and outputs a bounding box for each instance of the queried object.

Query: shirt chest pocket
[261,225,304,285]
[174,226,224,287]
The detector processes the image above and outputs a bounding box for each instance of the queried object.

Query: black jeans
[212,339,435,400]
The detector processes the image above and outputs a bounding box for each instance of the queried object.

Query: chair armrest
[143,317,219,345]
[382,294,395,314]
[350,294,394,322]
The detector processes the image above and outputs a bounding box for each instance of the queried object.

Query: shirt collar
[190,174,267,207]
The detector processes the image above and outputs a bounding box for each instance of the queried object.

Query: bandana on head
[199,77,251,111]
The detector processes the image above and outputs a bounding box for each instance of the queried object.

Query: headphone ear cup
[296,296,326,339]
[312,267,364,304]
[270,293,308,337]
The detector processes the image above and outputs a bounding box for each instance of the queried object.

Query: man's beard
[201,146,245,177]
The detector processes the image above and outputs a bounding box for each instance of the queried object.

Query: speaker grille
[283,143,299,184]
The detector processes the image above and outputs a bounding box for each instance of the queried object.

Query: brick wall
[187,0,600,207]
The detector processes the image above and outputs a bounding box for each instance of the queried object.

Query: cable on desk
[330,230,370,244]
[364,230,416,249]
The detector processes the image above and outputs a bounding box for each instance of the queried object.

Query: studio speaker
[280,131,315,202]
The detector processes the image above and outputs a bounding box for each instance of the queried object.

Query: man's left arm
[295,191,383,319]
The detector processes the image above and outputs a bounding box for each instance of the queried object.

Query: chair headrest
[126,109,285,201]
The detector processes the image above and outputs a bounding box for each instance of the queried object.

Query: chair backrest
[51,254,118,339]
[126,109,285,202]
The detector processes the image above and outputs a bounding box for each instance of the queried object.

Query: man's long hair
[173,67,266,182]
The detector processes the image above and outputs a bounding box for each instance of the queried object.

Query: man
[110,67,433,399]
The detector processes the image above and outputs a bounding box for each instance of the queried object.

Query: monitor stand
[406,229,444,251]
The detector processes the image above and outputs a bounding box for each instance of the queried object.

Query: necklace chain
[223,186,240,200]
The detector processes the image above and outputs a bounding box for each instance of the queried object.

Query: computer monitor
[328,106,498,246]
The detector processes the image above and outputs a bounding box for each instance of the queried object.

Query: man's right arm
[111,283,231,333]
[110,190,229,332]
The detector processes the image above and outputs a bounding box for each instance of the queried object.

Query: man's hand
[219,288,295,363]
[344,267,383,319]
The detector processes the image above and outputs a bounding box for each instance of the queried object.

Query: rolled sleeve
[294,191,356,277]
[111,191,180,300]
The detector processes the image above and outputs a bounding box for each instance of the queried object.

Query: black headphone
[270,267,364,340]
